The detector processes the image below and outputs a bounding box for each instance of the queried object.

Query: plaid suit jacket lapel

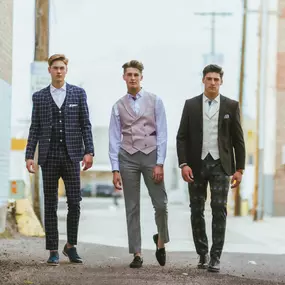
[64,83,72,117]
[43,86,52,124]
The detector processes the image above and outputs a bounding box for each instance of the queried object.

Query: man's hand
[112,171,122,190]
[181,165,194,183]
[231,171,243,188]
[26,159,36,174]
[82,154,93,171]
[152,165,164,184]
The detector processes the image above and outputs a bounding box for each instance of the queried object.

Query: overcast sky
[11,0,263,146]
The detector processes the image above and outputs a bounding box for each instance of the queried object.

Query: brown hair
[203,64,224,79]
[122,60,144,73]
[48,54,69,67]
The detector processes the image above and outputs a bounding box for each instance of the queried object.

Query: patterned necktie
[208,100,213,116]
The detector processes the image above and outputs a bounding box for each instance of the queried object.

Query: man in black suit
[176,64,245,272]
[25,54,94,265]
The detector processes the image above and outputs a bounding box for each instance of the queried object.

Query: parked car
[81,184,93,197]
[95,183,115,197]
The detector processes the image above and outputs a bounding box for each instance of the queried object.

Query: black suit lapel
[218,95,226,131]
[197,94,203,132]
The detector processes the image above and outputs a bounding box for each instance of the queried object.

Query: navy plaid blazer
[25,83,94,165]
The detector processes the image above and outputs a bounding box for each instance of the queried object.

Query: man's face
[202,72,223,95]
[48,60,67,83]
[123,67,143,90]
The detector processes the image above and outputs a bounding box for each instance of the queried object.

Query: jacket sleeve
[176,100,190,166]
[79,88,94,155]
[25,93,40,160]
[231,102,246,170]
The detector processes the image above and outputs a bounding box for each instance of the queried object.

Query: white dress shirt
[201,94,220,160]
[50,82,67,108]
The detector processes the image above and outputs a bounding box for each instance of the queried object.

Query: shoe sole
[197,264,208,269]
[47,262,59,266]
[207,267,220,273]
[129,264,143,269]
[62,250,83,264]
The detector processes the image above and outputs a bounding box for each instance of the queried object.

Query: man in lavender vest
[109,60,169,268]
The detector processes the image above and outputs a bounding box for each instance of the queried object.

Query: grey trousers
[119,149,169,254]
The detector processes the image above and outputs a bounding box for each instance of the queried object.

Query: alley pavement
[1,195,285,284]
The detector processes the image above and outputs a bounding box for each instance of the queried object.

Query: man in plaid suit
[25,54,94,265]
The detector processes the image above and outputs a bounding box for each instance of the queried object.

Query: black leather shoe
[208,257,220,272]
[153,234,166,266]
[129,256,143,268]
[62,244,83,264]
[197,254,209,269]
[47,251,59,266]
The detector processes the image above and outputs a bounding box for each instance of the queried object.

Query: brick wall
[0,0,13,84]
[274,0,285,215]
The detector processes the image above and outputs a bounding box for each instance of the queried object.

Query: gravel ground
[1,237,285,285]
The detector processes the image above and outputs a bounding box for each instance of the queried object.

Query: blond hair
[48,54,69,67]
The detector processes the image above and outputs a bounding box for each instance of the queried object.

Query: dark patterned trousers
[188,154,230,259]
[41,147,81,250]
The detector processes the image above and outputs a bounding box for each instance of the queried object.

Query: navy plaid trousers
[41,147,81,250]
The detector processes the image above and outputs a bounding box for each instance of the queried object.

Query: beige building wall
[0,0,13,84]
[274,0,285,215]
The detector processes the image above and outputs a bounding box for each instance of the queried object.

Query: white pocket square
[224,114,230,119]
[69,104,78,107]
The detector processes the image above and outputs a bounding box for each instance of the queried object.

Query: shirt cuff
[112,162,119,172]
[156,157,165,165]
[179,163,187,168]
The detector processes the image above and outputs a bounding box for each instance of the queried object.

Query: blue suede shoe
[47,251,59,266]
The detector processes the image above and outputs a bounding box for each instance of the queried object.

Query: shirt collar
[203,93,220,104]
[127,88,144,100]
[50,82,66,93]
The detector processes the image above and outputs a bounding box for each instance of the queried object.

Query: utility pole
[234,0,248,216]
[194,11,232,63]
[33,0,49,222]
[252,2,263,222]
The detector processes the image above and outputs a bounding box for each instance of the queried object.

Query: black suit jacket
[25,83,94,165]
[176,94,245,177]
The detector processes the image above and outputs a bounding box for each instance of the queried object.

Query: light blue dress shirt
[109,89,167,171]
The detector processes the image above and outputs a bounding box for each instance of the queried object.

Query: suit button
[145,144,147,147]
[50,126,52,128]
[48,139,50,142]
[60,139,62,142]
